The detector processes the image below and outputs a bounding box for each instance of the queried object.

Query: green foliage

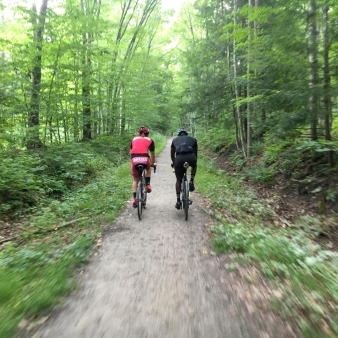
[263,133,296,163]
[0,154,43,214]
[28,163,131,229]
[242,136,306,184]
[243,163,276,184]
[0,134,167,336]
[0,135,130,217]
[212,221,338,337]
[28,132,166,229]
[89,135,130,166]
[198,155,275,220]
[150,131,167,153]
[325,189,336,202]
[0,235,94,337]
[198,154,338,337]
[0,0,174,149]
[296,140,338,154]
[197,126,235,154]
[249,141,264,155]
[227,152,246,168]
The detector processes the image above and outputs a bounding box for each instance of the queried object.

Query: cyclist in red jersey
[130,126,156,207]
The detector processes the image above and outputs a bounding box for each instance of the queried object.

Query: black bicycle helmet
[138,126,149,136]
[177,128,188,136]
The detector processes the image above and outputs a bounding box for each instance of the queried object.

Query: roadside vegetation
[197,152,338,338]
[0,133,167,337]
[2,0,338,336]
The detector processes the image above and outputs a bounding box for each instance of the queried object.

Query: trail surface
[34,139,297,338]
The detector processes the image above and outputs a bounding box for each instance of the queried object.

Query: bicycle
[173,161,192,221]
[135,164,156,220]
[181,161,192,220]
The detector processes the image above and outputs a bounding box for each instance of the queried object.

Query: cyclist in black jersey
[171,128,198,210]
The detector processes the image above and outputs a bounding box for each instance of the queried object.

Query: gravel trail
[34,139,297,338]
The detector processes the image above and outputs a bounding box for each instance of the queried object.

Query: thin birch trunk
[308,0,319,141]
[233,0,247,158]
[254,0,258,134]
[322,5,333,167]
[247,0,252,158]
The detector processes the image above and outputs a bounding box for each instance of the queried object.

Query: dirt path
[33,139,297,338]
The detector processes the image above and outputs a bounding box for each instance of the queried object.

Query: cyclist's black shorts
[174,153,197,177]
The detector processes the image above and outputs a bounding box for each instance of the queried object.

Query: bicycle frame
[136,165,147,220]
[135,164,155,220]
[172,161,191,220]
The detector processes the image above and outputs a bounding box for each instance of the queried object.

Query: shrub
[0,135,132,217]
[244,163,276,184]
[0,154,43,214]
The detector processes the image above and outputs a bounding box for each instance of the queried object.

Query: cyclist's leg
[131,159,141,206]
[191,163,197,177]
[144,158,152,192]
[175,178,181,195]
[174,174,183,209]
[132,177,139,193]
[188,153,197,191]
[174,155,185,209]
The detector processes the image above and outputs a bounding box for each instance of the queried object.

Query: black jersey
[171,135,198,155]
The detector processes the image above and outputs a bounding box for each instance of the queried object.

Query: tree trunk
[247,0,252,158]
[74,60,79,142]
[308,0,319,141]
[27,0,48,149]
[108,0,160,136]
[82,30,92,141]
[233,0,246,158]
[80,0,102,141]
[322,5,333,167]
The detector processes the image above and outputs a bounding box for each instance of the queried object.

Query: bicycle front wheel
[136,183,143,220]
[183,179,189,221]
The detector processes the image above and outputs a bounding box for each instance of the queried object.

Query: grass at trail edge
[0,133,167,337]
[197,154,338,338]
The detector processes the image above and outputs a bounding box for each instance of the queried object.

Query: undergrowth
[0,132,167,337]
[0,135,130,217]
[198,155,338,338]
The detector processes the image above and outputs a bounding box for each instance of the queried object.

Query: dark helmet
[177,128,188,136]
[138,126,149,136]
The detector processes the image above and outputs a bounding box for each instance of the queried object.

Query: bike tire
[183,179,189,221]
[142,181,147,209]
[137,182,143,220]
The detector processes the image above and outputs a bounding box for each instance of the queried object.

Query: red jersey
[130,136,155,157]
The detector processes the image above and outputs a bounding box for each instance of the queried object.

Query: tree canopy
[1,0,338,158]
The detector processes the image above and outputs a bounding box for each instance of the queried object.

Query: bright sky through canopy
[161,0,193,11]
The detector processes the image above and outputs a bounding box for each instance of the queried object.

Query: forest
[1,0,338,337]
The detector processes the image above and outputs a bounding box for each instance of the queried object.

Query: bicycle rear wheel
[142,184,147,208]
[137,182,143,220]
[183,178,189,221]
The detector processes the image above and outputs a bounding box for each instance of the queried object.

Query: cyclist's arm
[170,146,176,163]
[149,140,156,165]
[149,150,155,164]
[193,140,198,159]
